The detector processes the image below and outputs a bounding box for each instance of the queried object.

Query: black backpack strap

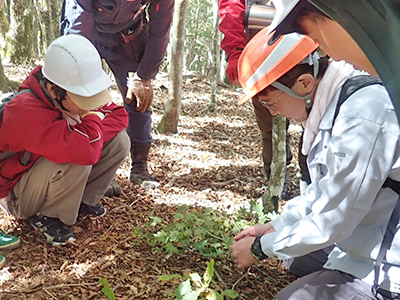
[334,75,400,195]
[372,198,400,299]
[333,75,382,121]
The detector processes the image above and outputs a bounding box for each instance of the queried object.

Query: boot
[104,179,122,197]
[130,142,156,184]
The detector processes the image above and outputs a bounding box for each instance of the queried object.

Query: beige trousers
[2,131,130,225]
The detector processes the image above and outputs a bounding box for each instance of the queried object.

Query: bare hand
[230,236,257,268]
[234,223,275,241]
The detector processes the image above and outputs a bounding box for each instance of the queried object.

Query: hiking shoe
[0,229,20,250]
[104,180,122,197]
[29,215,76,246]
[79,203,106,217]
[130,169,156,185]
[0,255,5,269]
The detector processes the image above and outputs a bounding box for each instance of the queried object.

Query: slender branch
[199,227,224,241]
[42,288,59,299]
[44,282,99,290]
[231,270,248,290]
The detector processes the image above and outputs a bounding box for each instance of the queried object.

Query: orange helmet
[238,27,319,105]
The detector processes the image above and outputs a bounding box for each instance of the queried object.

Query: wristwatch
[250,235,268,260]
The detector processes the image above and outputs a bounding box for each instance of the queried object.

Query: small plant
[99,278,115,300]
[139,202,276,258]
[159,259,238,300]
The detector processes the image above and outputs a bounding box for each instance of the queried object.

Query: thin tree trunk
[157,0,187,133]
[0,55,9,92]
[209,0,220,112]
[262,114,286,213]
[186,0,200,70]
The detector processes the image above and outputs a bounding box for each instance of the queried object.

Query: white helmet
[42,34,112,110]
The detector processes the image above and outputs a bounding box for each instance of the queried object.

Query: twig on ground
[232,270,248,290]
[211,179,236,186]
[166,176,178,187]
[110,204,132,213]
[44,282,99,290]
[42,288,59,299]
[199,227,224,241]
[211,178,247,186]
[214,268,227,288]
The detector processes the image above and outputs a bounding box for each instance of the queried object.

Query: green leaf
[158,274,182,281]
[189,273,203,288]
[204,259,214,285]
[165,243,179,255]
[169,229,182,242]
[221,290,239,299]
[176,279,192,300]
[149,216,162,226]
[182,290,202,300]
[154,230,170,244]
[206,289,223,300]
[174,212,185,220]
[99,278,115,300]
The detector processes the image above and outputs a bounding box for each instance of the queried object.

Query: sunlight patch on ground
[0,268,12,284]
[151,188,255,214]
[0,254,116,288]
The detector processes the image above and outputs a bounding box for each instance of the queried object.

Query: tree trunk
[0,55,9,92]
[262,114,286,213]
[208,0,220,112]
[157,0,188,134]
[186,0,200,70]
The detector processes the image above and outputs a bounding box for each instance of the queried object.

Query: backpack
[0,89,35,165]
[335,75,400,299]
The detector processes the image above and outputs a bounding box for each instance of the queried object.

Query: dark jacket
[61,0,174,80]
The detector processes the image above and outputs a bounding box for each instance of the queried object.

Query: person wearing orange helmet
[231,28,400,299]
[218,0,294,187]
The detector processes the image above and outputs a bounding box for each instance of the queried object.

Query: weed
[159,259,239,300]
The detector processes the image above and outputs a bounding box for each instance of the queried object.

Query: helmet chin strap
[270,52,320,115]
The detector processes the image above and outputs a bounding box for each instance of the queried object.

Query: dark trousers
[103,55,153,144]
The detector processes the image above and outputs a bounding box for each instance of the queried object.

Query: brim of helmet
[67,89,112,111]
[267,1,305,46]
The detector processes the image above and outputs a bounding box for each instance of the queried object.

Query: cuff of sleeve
[259,232,292,261]
[270,216,288,232]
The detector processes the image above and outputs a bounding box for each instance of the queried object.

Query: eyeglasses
[258,91,284,112]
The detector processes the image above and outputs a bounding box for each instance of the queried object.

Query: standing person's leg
[82,131,130,207]
[277,269,375,300]
[4,157,91,245]
[252,97,292,178]
[106,59,156,185]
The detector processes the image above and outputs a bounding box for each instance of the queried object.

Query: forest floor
[0,63,304,300]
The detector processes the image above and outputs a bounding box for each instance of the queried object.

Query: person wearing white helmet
[0,35,130,246]
[231,27,400,299]
[60,0,174,191]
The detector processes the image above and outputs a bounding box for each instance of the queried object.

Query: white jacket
[261,74,400,290]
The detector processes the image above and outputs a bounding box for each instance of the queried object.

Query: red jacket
[0,66,129,198]
[218,0,247,84]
